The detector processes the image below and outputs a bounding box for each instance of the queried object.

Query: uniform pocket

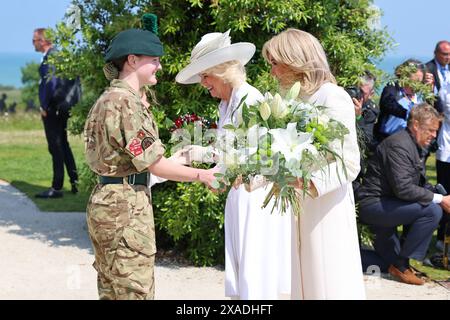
[121,226,156,257]
[110,226,156,294]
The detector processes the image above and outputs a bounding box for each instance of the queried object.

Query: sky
[373,0,449,59]
[0,0,72,54]
[0,0,448,58]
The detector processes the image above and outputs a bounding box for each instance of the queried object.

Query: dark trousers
[42,110,78,190]
[359,198,442,266]
[436,160,450,240]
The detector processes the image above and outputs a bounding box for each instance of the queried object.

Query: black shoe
[71,182,78,194]
[35,188,63,199]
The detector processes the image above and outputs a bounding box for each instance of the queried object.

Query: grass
[0,112,89,212]
[408,153,450,281]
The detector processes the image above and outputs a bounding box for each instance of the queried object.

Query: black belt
[99,173,148,186]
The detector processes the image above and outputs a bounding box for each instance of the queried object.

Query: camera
[436,183,447,196]
[345,86,363,101]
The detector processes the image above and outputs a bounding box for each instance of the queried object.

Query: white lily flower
[264,92,273,101]
[271,93,289,119]
[318,113,330,125]
[259,102,271,121]
[285,81,301,101]
[269,122,314,162]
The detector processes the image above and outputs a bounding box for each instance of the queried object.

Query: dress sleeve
[310,86,361,197]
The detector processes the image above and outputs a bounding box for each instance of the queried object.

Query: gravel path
[0,180,448,300]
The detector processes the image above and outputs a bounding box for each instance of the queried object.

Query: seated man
[356,103,450,285]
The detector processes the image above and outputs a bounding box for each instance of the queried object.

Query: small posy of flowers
[168,113,217,155]
[213,82,350,215]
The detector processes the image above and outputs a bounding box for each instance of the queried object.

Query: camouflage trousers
[86,182,156,300]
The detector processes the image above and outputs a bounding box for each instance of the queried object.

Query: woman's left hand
[291,178,318,198]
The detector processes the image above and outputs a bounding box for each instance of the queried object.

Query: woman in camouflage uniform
[84,14,217,300]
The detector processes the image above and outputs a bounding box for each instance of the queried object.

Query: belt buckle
[128,174,136,185]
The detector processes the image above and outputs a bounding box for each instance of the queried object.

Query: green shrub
[152,181,227,266]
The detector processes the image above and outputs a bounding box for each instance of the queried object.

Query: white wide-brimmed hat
[175,30,256,84]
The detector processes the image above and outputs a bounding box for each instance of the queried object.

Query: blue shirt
[380,90,423,135]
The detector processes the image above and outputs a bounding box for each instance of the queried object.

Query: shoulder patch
[129,138,143,156]
[141,137,155,150]
[137,130,146,139]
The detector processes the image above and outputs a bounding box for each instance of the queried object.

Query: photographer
[348,71,380,152]
[356,103,449,285]
[347,72,379,191]
[375,59,425,142]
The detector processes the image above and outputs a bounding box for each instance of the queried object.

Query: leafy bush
[152,180,227,266]
[20,62,40,108]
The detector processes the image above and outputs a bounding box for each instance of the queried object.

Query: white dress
[222,83,293,300]
[291,83,366,300]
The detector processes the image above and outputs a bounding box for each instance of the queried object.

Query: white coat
[291,82,366,300]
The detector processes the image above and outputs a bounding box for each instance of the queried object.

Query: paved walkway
[0,180,224,300]
[0,180,448,300]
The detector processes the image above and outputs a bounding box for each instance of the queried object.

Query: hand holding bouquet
[213,82,349,215]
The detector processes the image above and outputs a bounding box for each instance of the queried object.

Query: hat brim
[175,43,256,84]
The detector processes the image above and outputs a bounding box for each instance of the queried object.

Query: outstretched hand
[172,145,219,165]
[198,166,221,189]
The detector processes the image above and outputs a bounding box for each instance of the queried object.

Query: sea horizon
[0,51,433,89]
[0,51,42,88]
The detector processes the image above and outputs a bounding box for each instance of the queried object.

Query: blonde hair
[262,28,336,96]
[202,60,246,88]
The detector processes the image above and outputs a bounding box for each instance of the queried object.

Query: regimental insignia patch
[129,138,143,156]
[137,130,146,139]
[141,137,155,150]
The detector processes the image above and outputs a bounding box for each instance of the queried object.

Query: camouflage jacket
[84,79,165,176]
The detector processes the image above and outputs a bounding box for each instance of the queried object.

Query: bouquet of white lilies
[213,82,350,215]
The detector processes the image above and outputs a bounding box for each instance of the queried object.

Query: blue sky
[0,0,72,54]
[0,0,448,58]
[374,0,450,59]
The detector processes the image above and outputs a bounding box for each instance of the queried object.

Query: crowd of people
[30,12,449,300]
[350,42,450,285]
[0,93,25,115]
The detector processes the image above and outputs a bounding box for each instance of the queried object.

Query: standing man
[427,41,450,253]
[425,40,450,113]
[33,28,79,198]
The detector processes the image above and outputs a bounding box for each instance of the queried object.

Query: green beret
[104,28,164,62]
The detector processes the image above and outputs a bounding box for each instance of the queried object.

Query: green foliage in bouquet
[214,82,350,216]
[46,0,392,265]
